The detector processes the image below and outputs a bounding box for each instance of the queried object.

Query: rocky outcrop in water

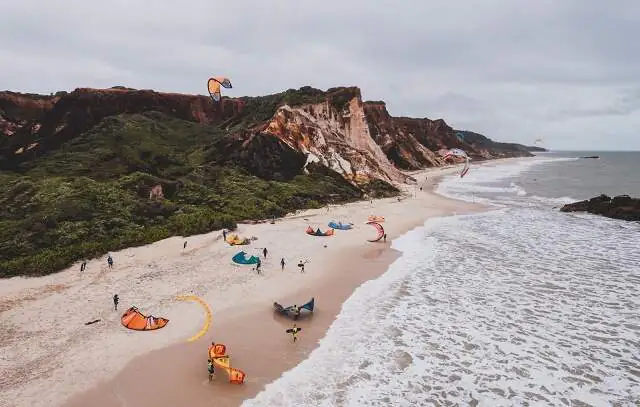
[560,194,640,221]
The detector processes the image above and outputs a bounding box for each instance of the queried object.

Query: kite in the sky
[443,148,470,178]
[207,76,232,102]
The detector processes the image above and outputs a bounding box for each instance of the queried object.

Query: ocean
[243,153,640,407]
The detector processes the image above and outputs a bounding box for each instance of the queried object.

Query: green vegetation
[222,86,328,131]
[0,110,395,278]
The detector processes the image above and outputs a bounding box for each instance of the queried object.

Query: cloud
[1,0,639,149]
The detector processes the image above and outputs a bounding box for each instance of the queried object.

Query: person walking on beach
[287,324,302,343]
[383,233,387,242]
[107,255,113,269]
[280,258,286,270]
[207,359,215,381]
[80,260,87,272]
[113,294,119,311]
[297,261,305,273]
[222,230,227,241]
[256,258,262,275]
[183,241,187,249]
[263,247,268,259]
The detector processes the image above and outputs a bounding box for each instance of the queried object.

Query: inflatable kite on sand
[367,215,385,223]
[207,76,232,102]
[273,297,315,320]
[328,221,353,230]
[121,306,169,331]
[226,234,250,245]
[306,226,334,236]
[208,343,246,384]
[176,295,212,342]
[232,251,260,265]
[366,221,385,243]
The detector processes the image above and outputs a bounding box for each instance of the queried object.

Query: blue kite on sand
[328,221,353,230]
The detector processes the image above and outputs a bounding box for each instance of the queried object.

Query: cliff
[0,85,536,277]
[0,86,536,180]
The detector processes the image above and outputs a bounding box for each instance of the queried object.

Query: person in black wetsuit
[113,294,119,311]
[263,247,268,258]
[280,258,286,270]
[207,359,215,380]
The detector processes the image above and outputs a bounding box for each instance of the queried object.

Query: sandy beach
[1,163,496,407]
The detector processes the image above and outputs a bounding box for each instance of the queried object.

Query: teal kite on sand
[232,251,260,265]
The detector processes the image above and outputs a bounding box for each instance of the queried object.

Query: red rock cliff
[0,85,533,185]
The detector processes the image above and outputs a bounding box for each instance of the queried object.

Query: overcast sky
[1,0,639,150]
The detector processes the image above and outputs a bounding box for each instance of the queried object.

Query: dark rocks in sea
[560,194,640,221]
[579,155,600,159]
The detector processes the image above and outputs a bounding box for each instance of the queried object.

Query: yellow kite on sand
[226,234,250,245]
[176,295,212,342]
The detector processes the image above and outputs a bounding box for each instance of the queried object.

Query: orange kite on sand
[367,215,385,223]
[121,306,169,331]
[305,226,334,236]
[208,343,246,384]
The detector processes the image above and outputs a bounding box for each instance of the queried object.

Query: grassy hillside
[0,111,392,278]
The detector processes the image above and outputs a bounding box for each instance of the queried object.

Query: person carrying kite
[286,323,302,342]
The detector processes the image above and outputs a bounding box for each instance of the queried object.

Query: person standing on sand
[383,234,387,242]
[281,258,286,270]
[287,324,302,342]
[113,294,119,311]
[184,241,187,249]
[298,261,305,273]
[80,260,87,272]
[263,247,268,258]
[107,255,113,269]
[256,258,262,275]
[207,359,215,380]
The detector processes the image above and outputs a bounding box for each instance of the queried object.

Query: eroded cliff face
[364,102,445,170]
[0,85,534,186]
[261,90,406,184]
